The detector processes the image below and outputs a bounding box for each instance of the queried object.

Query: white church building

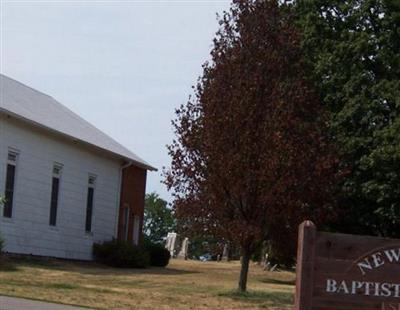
[0,74,155,260]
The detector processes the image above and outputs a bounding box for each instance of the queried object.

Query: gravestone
[165,232,177,257]
[177,237,189,260]
[295,220,400,310]
[222,244,230,261]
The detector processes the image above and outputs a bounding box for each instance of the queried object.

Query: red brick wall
[117,165,147,243]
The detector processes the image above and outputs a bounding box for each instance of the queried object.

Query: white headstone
[178,237,189,260]
[222,243,230,261]
[165,232,177,257]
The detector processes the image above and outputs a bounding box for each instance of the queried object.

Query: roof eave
[0,107,157,171]
[123,158,158,172]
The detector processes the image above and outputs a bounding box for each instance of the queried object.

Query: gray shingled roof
[0,74,156,171]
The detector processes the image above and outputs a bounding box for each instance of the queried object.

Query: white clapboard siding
[0,115,122,260]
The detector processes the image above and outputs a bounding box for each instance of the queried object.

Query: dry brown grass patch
[0,257,294,309]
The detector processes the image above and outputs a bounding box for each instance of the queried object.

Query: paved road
[0,296,91,310]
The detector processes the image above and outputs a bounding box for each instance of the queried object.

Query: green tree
[187,235,224,260]
[295,0,400,236]
[144,193,176,243]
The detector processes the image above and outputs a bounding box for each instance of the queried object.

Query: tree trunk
[238,248,251,292]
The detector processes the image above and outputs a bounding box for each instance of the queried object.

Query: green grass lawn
[0,256,294,310]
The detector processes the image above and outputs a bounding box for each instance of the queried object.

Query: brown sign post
[295,221,400,310]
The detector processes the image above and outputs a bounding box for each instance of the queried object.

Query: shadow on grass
[5,255,198,276]
[45,283,80,290]
[259,278,295,286]
[218,290,293,306]
[126,267,199,276]
[6,255,62,268]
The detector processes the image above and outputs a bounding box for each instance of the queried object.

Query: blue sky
[0,0,231,202]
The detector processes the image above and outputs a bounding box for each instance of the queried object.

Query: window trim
[132,215,141,245]
[3,149,19,219]
[122,204,130,241]
[85,174,97,233]
[49,163,63,226]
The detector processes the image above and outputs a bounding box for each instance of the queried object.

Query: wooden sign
[295,221,400,310]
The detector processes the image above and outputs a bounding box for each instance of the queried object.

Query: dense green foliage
[143,238,171,267]
[144,193,176,243]
[295,0,400,236]
[187,236,223,260]
[93,240,150,268]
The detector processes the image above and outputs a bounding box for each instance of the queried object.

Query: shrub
[93,239,150,268]
[144,240,170,267]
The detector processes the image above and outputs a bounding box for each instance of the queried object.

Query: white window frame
[49,163,63,227]
[3,149,19,219]
[85,174,97,234]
